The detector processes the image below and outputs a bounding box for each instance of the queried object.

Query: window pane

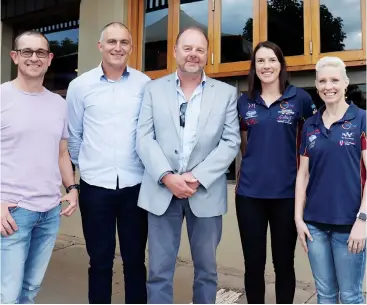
[320,0,362,52]
[179,0,208,35]
[267,0,304,56]
[221,0,253,63]
[44,28,79,94]
[143,0,169,71]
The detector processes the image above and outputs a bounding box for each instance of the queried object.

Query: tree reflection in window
[320,0,361,52]
[255,0,347,57]
[220,0,253,63]
[43,28,79,95]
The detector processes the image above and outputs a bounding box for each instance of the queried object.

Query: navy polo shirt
[236,85,316,198]
[300,103,366,225]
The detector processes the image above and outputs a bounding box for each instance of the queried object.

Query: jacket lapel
[194,78,215,146]
[167,74,180,137]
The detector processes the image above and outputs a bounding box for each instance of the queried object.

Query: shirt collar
[174,71,206,88]
[97,62,130,81]
[253,84,296,104]
[310,101,358,126]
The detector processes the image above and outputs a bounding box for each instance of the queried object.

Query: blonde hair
[315,56,348,80]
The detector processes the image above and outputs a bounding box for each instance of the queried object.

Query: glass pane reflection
[179,0,208,35]
[267,0,304,57]
[221,0,253,63]
[320,0,362,52]
[143,0,169,71]
[44,28,79,93]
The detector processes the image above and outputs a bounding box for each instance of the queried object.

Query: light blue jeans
[306,222,366,304]
[0,204,61,304]
[147,197,222,304]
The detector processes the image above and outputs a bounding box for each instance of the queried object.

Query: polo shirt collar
[310,101,358,126]
[253,84,296,105]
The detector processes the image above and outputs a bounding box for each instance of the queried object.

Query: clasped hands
[162,172,200,199]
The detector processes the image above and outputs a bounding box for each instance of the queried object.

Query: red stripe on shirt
[361,131,366,151]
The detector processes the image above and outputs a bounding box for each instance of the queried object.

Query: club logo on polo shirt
[311,104,317,114]
[342,121,357,130]
[309,134,317,142]
[245,110,257,118]
[280,101,290,109]
[340,131,356,146]
[307,128,320,136]
[278,100,295,117]
[307,129,320,149]
[246,118,258,126]
[308,134,319,149]
[277,101,295,124]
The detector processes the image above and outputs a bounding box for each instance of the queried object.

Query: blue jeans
[0,204,61,304]
[147,197,222,304]
[306,222,366,304]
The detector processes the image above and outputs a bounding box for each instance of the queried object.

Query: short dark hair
[175,26,209,47]
[13,30,50,51]
[248,41,289,100]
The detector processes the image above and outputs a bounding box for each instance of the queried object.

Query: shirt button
[174,150,179,154]
[174,169,178,173]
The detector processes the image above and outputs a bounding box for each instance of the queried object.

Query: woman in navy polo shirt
[236,41,316,304]
[295,56,366,304]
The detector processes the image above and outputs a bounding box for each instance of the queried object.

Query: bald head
[99,22,132,42]
[175,26,209,48]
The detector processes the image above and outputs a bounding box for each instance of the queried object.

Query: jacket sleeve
[136,83,174,183]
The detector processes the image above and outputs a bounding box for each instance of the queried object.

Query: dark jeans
[79,179,148,304]
[235,195,297,304]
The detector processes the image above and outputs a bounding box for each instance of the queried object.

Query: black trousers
[79,179,148,304]
[235,195,297,304]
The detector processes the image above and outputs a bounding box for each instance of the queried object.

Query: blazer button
[174,150,179,154]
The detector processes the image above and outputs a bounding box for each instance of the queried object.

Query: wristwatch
[66,184,80,193]
[356,212,367,221]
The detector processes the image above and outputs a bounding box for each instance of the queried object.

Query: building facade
[1,0,366,274]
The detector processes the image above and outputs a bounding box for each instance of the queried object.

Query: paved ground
[35,233,320,304]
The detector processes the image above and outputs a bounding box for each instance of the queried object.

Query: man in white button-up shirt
[67,22,150,304]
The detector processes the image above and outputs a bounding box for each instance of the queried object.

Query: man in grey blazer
[136,27,240,304]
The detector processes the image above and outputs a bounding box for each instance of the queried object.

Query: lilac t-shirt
[1,81,69,212]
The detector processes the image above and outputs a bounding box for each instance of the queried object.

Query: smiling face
[255,47,281,85]
[315,65,349,104]
[10,34,53,79]
[174,28,208,75]
[98,25,132,69]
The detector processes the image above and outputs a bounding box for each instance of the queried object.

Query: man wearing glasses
[136,26,240,303]
[66,22,150,303]
[0,30,78,303]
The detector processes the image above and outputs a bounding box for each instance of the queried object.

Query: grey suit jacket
[136,73,240,217]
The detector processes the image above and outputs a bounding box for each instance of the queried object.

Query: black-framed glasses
[180,102,188,127]
[14,48,50,58]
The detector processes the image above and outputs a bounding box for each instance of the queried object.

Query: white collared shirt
[175,72,206,173]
